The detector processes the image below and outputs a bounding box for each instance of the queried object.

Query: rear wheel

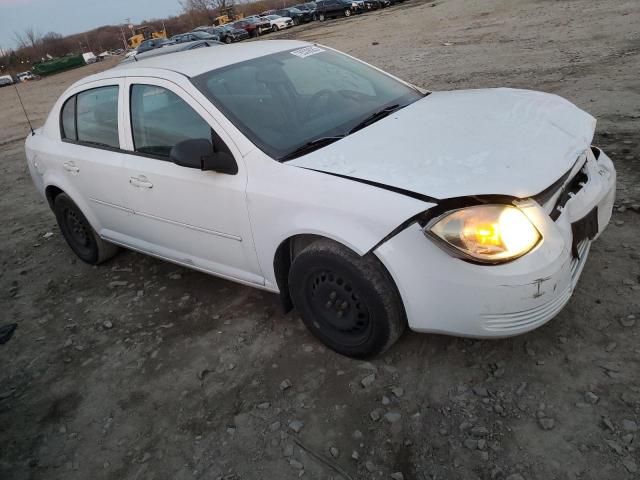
[344,8,352,16]
[272,24,279,32]
[293,17,301,25]
[319,12,326,21]
[53,193,118,265]
[289,239,406,358]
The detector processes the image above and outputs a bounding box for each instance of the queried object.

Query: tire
[289,239,406,358]
[319,12,326,21]
[272,24,279,32]
[224,36,232,44]
[53,193,119,265]
[293,17,300,25]
[344,8,352,16]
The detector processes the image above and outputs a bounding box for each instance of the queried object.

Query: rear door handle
[129,175,153,189]
[63,161,79,173]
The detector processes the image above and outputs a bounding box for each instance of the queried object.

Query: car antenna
[13,81,35,136]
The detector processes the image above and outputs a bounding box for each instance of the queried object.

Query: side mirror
[170,138,238,175]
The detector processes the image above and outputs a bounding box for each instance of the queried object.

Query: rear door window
[61,86,119,148]
[76,86,120,148]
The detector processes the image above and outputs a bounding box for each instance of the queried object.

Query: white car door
[117,77,264,285]
[57,79,132,235]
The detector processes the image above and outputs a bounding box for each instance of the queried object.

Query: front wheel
[53,193,119,265]
[224,36,232,44]
[318,12,326,21]
[344,8,352,16]
[272,24,279,32]
[289,239,406,358]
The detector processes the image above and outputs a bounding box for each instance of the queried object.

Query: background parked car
[171,31,220,43]
[245,16,273,35]
[315,0,354,20]
[348,1,366,13]
[293,3,318,20]
[0,74,15,87]
[231,19,266,37]
[264,14,294,32]
[273,7,314,25]
[365,0,390,8]
[16,71,37,82]
[120,40,223,64]
[137,38,174,54]
[217,24,251,43]
[193,25,249,43]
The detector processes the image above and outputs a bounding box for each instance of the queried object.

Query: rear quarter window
[60,96,77,140]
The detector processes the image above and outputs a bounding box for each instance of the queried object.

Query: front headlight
[426,205,541,263]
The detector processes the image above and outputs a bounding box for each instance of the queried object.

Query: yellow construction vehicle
[127,26,168,49]
[213,7,243,26]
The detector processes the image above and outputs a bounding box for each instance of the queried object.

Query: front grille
[533,153,588,219]
[549,166,589,220]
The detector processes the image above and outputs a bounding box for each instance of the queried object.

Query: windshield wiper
[280,136,346,161]
[279,104,407,161]
[348,104,402,135]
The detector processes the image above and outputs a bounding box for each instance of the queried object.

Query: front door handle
[129,175,153,189]
[63,161,79,173]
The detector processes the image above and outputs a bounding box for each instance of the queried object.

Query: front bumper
[375,148,616,337]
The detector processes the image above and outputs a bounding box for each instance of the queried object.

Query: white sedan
[25,40,615,358]
[264,14,294,31]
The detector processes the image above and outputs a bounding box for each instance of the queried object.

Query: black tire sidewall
[289,247,395,358]
[54,194,100,264]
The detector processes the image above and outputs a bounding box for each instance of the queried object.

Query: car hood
[288,88,596,200]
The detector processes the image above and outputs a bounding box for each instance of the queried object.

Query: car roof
[98,40,309,79]
[64,40,313,93]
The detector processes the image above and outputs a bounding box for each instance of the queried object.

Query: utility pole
[84,33,92,53]
[119,25,129,49]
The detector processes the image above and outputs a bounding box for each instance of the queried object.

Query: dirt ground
[1,0,639,478]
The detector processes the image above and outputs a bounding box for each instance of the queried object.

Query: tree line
[0,0,296,75]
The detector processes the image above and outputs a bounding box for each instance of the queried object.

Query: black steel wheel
[289,239,406,358]
[53,193,118,264]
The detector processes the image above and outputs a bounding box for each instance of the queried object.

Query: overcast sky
[0,0,182,50]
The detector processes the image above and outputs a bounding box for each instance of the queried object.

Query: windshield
[192,46,424,161]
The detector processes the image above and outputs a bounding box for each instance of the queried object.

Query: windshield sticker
[290,46,325,58]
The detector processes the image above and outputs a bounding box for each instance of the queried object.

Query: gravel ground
[1,0,639,479]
